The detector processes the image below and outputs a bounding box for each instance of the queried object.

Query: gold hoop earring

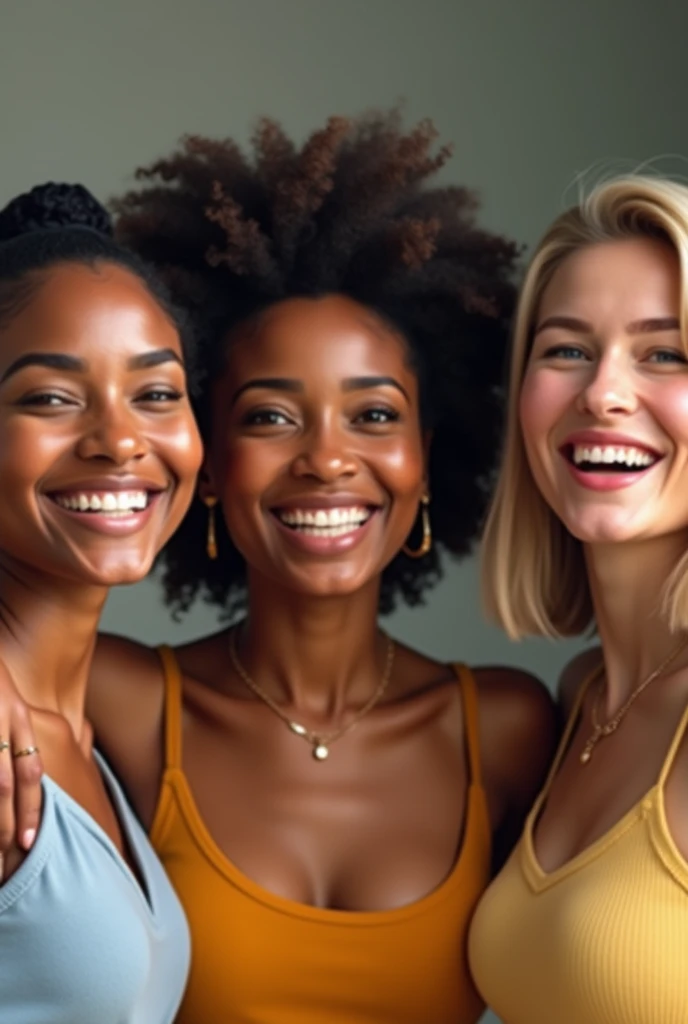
[403,493,432,558]
[203,496,218,560]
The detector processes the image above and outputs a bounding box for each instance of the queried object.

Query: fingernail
[22,828,36,849]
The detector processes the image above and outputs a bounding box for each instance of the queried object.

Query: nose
[291,419,358,483]
[75,404,147,465]
[577,350,638,419]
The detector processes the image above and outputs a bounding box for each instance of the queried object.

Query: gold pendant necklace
[228,626,395,761]
[580,635,688,765]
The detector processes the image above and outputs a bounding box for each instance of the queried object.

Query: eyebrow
[534,315,681,336]
[0,347,182,384]
[231,374,410,406]
[342,375,410,401]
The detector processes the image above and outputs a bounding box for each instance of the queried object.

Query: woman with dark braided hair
[1,114,556,1023]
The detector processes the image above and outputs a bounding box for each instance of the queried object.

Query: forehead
[0,262,181,361]
[539,237,681,321]
[226,295,414,380]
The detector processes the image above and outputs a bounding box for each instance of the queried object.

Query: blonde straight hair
[482,176,688,639]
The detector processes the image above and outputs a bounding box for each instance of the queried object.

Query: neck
[0,557,108,736]
[584,531,688,715]
[239,570,388,718]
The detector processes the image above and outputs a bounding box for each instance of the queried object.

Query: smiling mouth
[564,443,661,473]
[48,489,160,516]
[272,505,375,537]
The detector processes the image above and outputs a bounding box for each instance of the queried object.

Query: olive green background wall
[2,2,686,1020]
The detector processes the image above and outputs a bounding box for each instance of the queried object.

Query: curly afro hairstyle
[113,110,521,617]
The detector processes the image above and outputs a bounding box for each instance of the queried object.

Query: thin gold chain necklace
[580,635,688,764]
[228,626,395,761]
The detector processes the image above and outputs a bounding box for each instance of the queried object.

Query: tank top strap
[658,698,688,786]
[155,645,184,771]
[451,664,483,787]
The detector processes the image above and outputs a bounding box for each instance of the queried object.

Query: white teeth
[53,490,150,513]
[572,444,656,468]
[278,506,371,529]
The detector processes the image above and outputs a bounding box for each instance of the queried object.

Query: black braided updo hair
[0,182,197,376]
[114,110,522,616]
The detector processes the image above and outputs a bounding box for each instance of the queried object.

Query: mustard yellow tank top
[469,673,688,1024]
[150,647,491,1024]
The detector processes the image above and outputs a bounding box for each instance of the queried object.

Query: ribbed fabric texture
[469,686,688,1024]
[0,752,190,1024]
[151,647,492,1024]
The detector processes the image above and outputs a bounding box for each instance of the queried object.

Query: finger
[0,723,15,853]
[10,710,42,851]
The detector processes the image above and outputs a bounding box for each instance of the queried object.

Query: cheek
[651,381,688,443]
[163,417,204,479]
[519,370,571,455]
[0,420,64,491]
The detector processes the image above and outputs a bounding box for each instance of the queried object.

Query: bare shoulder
[91,633,163,687]
[472,665,558,806]
[558,646,602,717]
[88,633,165,729]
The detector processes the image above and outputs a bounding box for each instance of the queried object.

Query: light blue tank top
[0,751,190,1023]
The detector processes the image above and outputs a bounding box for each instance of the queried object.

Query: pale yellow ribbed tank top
[468,673,688,1024]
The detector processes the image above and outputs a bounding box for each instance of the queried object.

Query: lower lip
[271,510,379,555]
[45,493,164,536]
[564,461,658,491]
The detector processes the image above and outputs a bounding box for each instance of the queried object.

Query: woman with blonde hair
[469,175,688,1024]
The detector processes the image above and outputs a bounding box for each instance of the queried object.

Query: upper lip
[271,494,381,510]
[44,476,168,494]
[560,430,664,458]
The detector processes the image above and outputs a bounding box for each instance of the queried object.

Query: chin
[77,556,155,588]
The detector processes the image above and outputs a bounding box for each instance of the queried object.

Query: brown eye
[137,388,184,403]
[354,407,400,425]
[17,391,74,407]
[242,409,292,426]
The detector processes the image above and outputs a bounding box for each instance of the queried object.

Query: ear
[421,429,433,493]
[197,456,217,503]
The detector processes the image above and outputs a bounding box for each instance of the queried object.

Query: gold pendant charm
[313,744,329,761]
[580,728,600,764]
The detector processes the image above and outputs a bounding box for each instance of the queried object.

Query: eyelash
[542,344,588,361]
[136,388,185,403]
[540,345,688,366]
[16,387,185,409]
[646,349,687,364]
[17,391,75,408]
[242,406,401,428]
[354,406,400,425]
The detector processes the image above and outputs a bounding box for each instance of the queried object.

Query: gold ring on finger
[12,746,39,758]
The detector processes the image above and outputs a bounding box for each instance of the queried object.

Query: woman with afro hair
[3,111,557,1023]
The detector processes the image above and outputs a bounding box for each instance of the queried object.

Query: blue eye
[543,345,588,360]
[647,349,687,364]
